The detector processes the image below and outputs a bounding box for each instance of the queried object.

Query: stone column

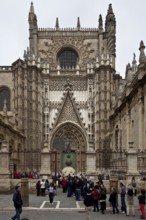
[126,142,140,181]
[21,178,29,207]
[39,143,51,178]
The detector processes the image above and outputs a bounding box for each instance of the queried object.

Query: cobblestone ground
[0,187,142,220]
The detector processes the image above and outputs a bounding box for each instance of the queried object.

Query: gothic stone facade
[0,3,146,177]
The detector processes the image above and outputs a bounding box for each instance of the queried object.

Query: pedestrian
[48,182,56,205]
[119,182,127,213]
[138,189,145,219]
[36,180,41,196]
[126,184,135,216]
[11,185,23,220]
[40,179,45,196]
[91,186,100,212]
[99,188,107,214]
[61,176,67,193]
[109,187,119,214]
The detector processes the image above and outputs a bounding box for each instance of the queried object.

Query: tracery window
[58,48,78,69]
[0,87,10,111]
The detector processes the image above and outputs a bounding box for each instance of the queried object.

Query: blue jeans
[75,189,81,201]
[93,199,99,211]
[121,196,126,212]
[111,202,119,213]
[12,207,22,220]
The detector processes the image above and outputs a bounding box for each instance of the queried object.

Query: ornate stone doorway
[50,122,87,175]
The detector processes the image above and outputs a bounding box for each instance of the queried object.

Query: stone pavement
[0,188,142,220]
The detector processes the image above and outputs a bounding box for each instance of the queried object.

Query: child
[138,189,145,219]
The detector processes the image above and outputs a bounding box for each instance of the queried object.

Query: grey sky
[0,0,146,77]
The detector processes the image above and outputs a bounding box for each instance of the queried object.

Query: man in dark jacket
[11,185,23,220]
[109,187,119,214]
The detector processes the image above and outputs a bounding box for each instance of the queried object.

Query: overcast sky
[0,0,146,78]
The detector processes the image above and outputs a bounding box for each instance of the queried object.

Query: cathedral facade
[0,3,146,178]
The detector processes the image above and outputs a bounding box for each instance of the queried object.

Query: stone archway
[50,122,87,175]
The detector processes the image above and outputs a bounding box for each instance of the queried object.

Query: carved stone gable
[56,93,81,126]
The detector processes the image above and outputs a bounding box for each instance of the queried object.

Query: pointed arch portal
[50,122,87,175]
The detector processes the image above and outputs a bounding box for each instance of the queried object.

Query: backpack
[127,188,133,196]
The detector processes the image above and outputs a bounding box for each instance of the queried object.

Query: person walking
[138,189,146,219]
[48,183,55,205]
[11,185,23,220]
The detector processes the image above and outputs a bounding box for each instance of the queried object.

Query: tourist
[119,182,127,213]
[11,185,23,220]
[109,187,119,214]
[138,189,145,219]
[126,184,135,216]
[48,182,56,205]
[91,186,100,212]
[36,180,41,196]
[40,179,45,196]
[61,176,67,193]
[99,188,107,214]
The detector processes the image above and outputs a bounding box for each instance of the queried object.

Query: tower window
[0,87,10,111]
[58,48,78,69]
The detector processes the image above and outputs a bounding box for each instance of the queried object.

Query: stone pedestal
[0,141,11,178]
[126,142,140,181]
[39,143,51,178]
[21,178,29,207]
